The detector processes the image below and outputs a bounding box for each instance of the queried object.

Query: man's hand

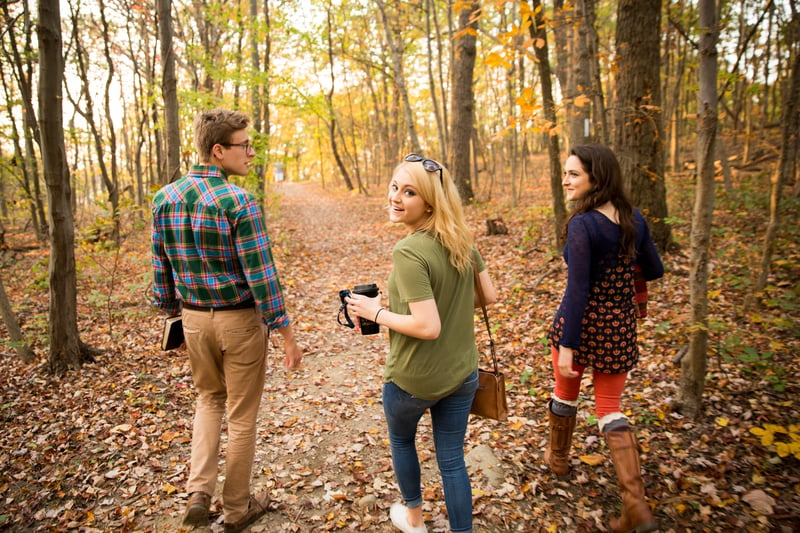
[276,324,304,370]
[283,340,304,370]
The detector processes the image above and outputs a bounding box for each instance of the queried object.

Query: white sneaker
[390,502,428,533]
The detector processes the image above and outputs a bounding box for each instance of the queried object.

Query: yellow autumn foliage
[750,423,800,460]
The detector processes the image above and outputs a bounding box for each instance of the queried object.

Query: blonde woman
[346,154,496,533]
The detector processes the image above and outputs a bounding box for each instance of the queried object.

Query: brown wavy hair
[565,144,636,259]
[194,109,250,162]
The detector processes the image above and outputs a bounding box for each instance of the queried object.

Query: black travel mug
[353,283,380,335]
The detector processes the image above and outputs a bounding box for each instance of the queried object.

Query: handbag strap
[473,260,499,374]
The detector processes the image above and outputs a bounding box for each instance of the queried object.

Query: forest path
[162,181,479,532]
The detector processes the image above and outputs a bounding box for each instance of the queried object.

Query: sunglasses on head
[405,153,443,187]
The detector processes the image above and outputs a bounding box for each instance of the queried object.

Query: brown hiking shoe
[224,492,270,533]
[182,491,211,526]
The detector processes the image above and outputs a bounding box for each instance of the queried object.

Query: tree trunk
[613,0,672,252]
[569,0,592,146]
[530,0,567,249]
[675,0,718,418]
[38,0,96,374]
[449,0,479,203]
[552,0,570,134]
[98,0,121,244]
[158,0,181,184]
[375,0,422,155]
[425,0,447,162]
[748,41,800,308]
[65,1,120,246]
[249,0,266,191]
[1,0,47,242]
[581,0,607,144]
[0,274,35,363]
[325,2,354,191]
[262,0,272,193]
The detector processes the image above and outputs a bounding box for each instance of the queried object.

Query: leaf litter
[0,180,798,532]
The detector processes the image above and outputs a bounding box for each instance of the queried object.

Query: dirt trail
[165,182,464,532]
[254,181,401,530]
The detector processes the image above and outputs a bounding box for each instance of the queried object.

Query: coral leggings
[551,345,628,418]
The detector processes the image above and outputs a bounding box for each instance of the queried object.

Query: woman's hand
[558,346,580,378]
[345,293,383,324]
[347,294,441,339]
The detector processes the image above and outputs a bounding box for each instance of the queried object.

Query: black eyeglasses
[405,153,443,187]
[220,141,254,152]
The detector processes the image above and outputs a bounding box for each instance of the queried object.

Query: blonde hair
[392,160,474,274]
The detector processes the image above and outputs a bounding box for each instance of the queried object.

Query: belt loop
[209,308,215,318]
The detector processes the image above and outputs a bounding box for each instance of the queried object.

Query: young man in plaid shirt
[151,108,303,532]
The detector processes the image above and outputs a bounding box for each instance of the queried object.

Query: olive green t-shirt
[384,231,485,400]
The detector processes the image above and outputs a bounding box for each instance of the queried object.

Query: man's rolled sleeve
[235,202,290,330]
[151,223,181,316]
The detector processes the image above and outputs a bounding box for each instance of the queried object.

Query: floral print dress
[547,209,663,374]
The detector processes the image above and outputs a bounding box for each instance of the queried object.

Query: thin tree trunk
[325,2,354,191]
[569,0,592,145]
[425,0,447,162]
[98,0,121,243]
[530,0,567,249]
[582,0,607,144]
[65,1,120,245]
[0,274,35,363]
[375,0,422,154]
[262,0,272,193]
[38,0,97,374]
[249,0,265,191]
[0,67,41,239]
[675,0,718,418]
[449,0,479,203]
[437,0,451,156]
[747,45,800,309]
[1,1,47,242]
[158,0,181,184]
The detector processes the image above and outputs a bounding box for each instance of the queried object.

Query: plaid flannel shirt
[151,164,290,330]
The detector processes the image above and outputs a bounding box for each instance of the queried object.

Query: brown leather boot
[605,429,658,533]
[543,401,576,479]
[182,491,211,526]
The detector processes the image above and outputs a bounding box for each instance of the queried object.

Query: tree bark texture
[158,0,181,184]
[1,1,47,242]
[67,2,120,245]
[449,0,479,203]
[249,0,266,190]
[530,0,567,249]
[580,0,607,144]
[613,0,672,252]
[566,0,592,146]
[37,0,85,374]
[0,274,35,363]
[677,0,718,418]
[375,0,422,155]
[424,0,447,162]
[325,3,354,191]
[750,44,800,303]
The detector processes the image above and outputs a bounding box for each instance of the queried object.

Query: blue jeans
[382,370,479,533]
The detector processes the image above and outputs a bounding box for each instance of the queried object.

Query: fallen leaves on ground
[1,179,798,532]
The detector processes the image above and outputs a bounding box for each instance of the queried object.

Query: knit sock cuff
[598,412,629,433]
[550,395,578,417]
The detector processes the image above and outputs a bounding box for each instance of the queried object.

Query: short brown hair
[193,109,250,162]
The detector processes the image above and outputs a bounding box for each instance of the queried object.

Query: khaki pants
[182,306,268,523]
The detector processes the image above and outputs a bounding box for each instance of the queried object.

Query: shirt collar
[189,164,229,180]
